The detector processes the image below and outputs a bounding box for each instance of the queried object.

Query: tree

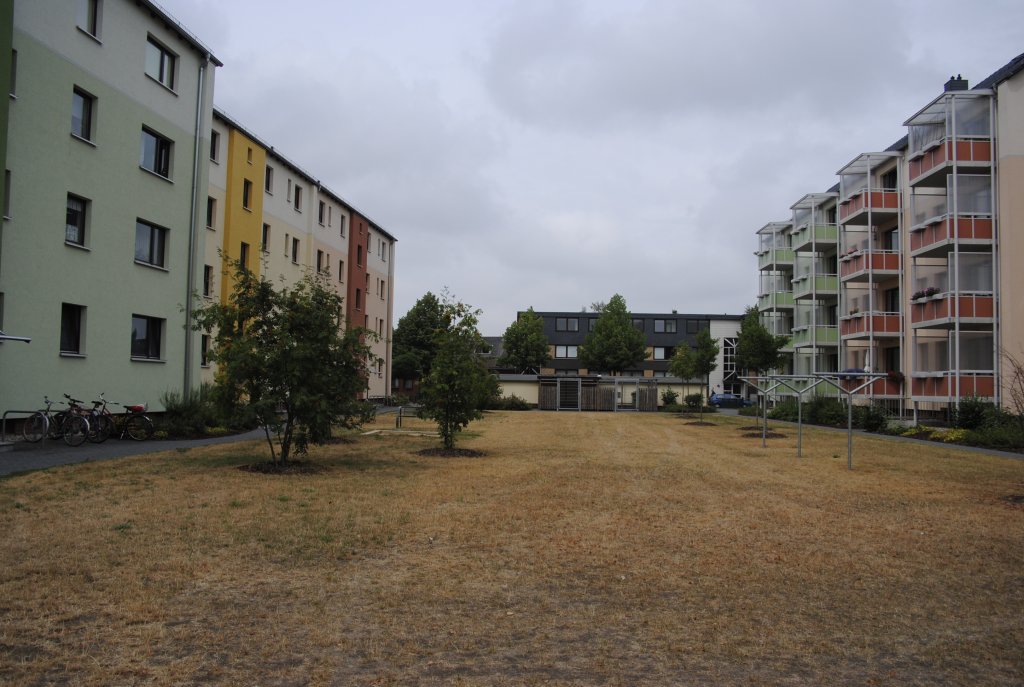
[418,295,492,449]
[734,306,788,427]
[497,307,550,373]
[392,292,447,385]
[670,328,719,420]
[193,260,376,464]
[579,294,647,374]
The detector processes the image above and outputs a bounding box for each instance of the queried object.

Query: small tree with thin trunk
[735,306,788,427]
[193,259,376,464]
[418,295,491,450]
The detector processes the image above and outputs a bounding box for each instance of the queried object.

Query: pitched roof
[975,50,1024,90]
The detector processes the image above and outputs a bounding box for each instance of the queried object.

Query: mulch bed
[738,425,765,432]
[685,421,716,426]
[238,460,327,475]
[416,448,487,458]
[743,431,787,439]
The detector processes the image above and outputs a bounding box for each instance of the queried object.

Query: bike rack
[1,410,42,444]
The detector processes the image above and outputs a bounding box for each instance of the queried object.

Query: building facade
[755,53,1024,415]
[0,0,219,413]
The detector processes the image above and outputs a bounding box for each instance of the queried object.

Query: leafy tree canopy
[671,328,720,419]
[579,294,647,374]
[392,292,446,380]
[193,260,376,463]
[735,306,788,376]
[498,307,550,373]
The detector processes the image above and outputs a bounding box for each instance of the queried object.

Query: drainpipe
[184,57,209,393]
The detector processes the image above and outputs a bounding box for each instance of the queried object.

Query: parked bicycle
[22,395,91,446]
[87,394,154,442]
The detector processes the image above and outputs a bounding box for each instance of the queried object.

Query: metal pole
[847,397,854,470]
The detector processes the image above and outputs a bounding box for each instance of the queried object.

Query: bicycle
[22,395,91,447]
[88,394,154,442]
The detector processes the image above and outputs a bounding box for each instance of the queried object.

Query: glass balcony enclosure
[905,92,993,186]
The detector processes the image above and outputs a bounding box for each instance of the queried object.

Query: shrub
[660,389,679,406]
[963,424,1024,450]
[160,384,220,438]
[738,405,760,417]
[768,399,799,422]
[660,403,684,413]
[952,395,993,430]
[684,393,703,410]
[486,394,533,411]
[857,404,889,433]
[805,396,847,426]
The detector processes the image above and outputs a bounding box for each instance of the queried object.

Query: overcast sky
[162,0,1024,334]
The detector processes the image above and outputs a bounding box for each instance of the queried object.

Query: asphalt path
[0,407,401,477]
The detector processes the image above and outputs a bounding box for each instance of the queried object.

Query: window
[203,265,213,297]
[206,197,216,230]
[65,194,88,246]
[654,347,674,360]
[242,179,253,210]
[318,201,326,225]
[654,319,676,333]
[881,169,898,191]
[246,147,253,164]
[380,281,386,301]
[382,242,388,262]
[589,318,598,332]
[338,259,344,282]
[357,245,363,266]
[140,128,172,178]
[286,179,292,201]
[316,249,324,273]
[328,205,332,227]
[555,345,578,359]
[200,334,210,367]
[556,317,578,332]
[632,319,644,331]
[60,303,85,354]
[240,242,250,270]
[144,36,176,90]
[77,0,100,37]
[261,223,270,252]
[71,88,95,141]
[209,130,219,162]
[264,165,273,193]
[686,319,699,334]
[355,288,362,310]
[293,185,302,211]
[131,315,163,360]
[134,219,167,267]
[339,215,346,238]
[291,237,299,264]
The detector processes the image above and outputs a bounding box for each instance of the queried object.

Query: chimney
[944,74,969,91]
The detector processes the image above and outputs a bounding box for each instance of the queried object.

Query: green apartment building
[0,0,220,412]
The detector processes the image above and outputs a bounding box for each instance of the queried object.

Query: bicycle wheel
[22,413,47,443]
[87,414,114,443]
[62,416,89,447]
[124,414,154,441]
[48,412,68,440]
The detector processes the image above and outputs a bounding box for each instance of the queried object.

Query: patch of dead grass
[0,412,1022,685]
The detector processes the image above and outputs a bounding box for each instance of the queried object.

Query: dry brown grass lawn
[1,412,1022,686]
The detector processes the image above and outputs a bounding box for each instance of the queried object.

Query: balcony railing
[790,224,838,253]
[791,326,839,348]
[757,248,795,271]
[838,376,904,397]
[908,138,992,187]
[909,216,993,257]
[758,291,795,311]
[839,250,900,281]
[911,372,995,400]
[910,292,994,329]
[840,312,901,338]
[792,274,839,300]
[839,189,900,224]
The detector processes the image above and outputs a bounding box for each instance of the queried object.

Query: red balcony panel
[840,251,901,279]
[911,294,994,325]
[840,377,902,396]
[909,139,992,181]
[912,374,994,398]
[840,313,901,337]
[910,217,993,253]
[839,190,900,222]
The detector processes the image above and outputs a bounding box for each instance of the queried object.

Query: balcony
[791,326,838,348]
[911,372,995,401]
[839,190,900,225]
[838,375,904,398]
[910,292,994,330]
[790,224,838,253]
[792,274,839,300]
[757,248,795,271]
[910,216,993,257]
[840,312,902,339]
[908,139,992,187]
[758,291,794,312]
[839,250,900,282]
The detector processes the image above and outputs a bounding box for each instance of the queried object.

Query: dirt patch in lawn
[416,447,487,458]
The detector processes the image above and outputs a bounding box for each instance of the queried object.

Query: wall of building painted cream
[997,69,1024,400]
